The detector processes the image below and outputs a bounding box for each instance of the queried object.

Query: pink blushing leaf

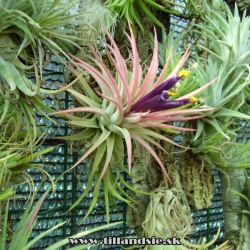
[165,48,190,81]
[67,130,111,174]
[95,135,115,191]
[103,24,129,84]
[137,122,196,131]
[126,110,151,117]
[26,194,47,233]
[107,45,128,85]
[154,49,173,88]
[132,127,186,149]
[122,110,152,124]
[122,113,142,124]
[51,107,109,121]
[86,44,123,104]
[134,27,159,100]
[130,132,170,181]
[69,56,113,96]
[106,47,132,110]
[126,23,141,102]
[138,134,167,153]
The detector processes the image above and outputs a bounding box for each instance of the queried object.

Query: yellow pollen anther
[167,88,177,96]
[178,70,191,78]
[190,96,198,105]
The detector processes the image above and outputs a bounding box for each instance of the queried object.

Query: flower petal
[130,93,162,112]
[131,76,178,109]
[151,99,190,112]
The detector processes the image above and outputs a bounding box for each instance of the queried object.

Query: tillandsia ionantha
[51,23,215,221]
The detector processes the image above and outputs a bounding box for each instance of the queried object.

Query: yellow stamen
[178,70,191,78]
[190,96,198,105]
[167,88,178,96]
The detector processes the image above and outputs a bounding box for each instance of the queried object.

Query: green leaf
[193,119,204,141]
[22,222,66,250]
[57,128,96,141]
[89,138,107,178]
[202,118,230,140]
[137,0,164,28]
[0,57,17,92]
[67,88,100,108]
[213,108,250,121]
[66,119,99,128]
[9,184,52,249]
[0,199,9,249]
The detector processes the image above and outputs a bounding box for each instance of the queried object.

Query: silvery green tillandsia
[52,23,215,221]
[0,118,55,202]
[0,0,89,149]
[176,1,250,170]
[143,188,229,249]
[0,0,85,95]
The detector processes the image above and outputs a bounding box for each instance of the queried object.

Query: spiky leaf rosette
[177,1,250,171]
[0,0,92,98]
[142,187,193,239]
[142,187,230,250]
[0,0,91,148]
[52,23,214,221]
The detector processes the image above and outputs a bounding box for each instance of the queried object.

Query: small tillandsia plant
[176,1,250,172]
[52,23,215,221]
[142,187,231,250]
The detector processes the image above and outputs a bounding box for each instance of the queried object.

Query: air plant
[142,187,192,239]
[0,115,55,204]
[52,23,214,220]
[105,0,181,32]
[178,1,250,170]
[0,0,91,148]
[142,187,230,250]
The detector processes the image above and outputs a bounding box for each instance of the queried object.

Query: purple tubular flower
[131,76,180,111]
[131,91,170,112]
[151,99,190,112]
[130,94,162,112]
